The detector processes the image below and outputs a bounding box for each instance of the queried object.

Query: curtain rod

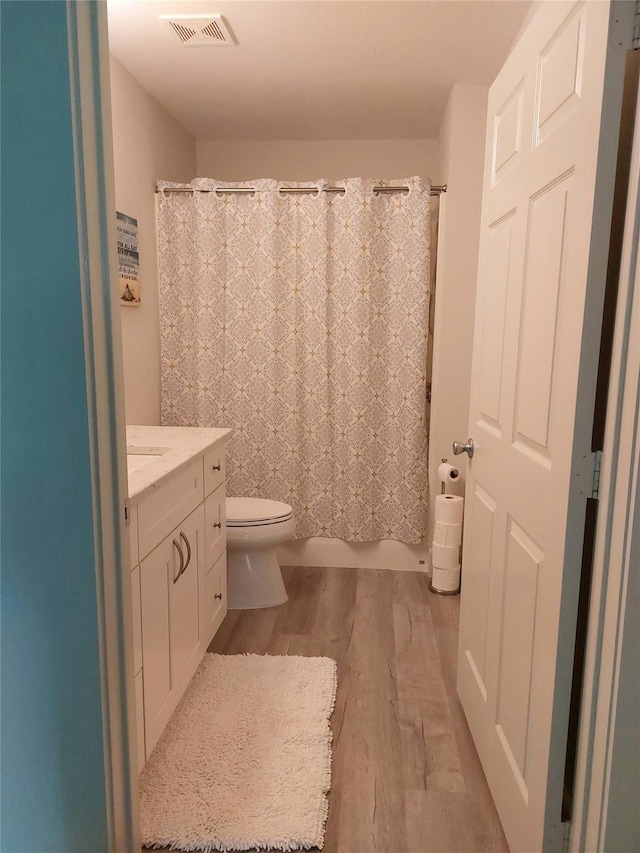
[156,184,447,197]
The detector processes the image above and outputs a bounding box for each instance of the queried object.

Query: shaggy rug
[140,653,338,852]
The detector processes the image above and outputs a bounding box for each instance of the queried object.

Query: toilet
[225,497,294,609]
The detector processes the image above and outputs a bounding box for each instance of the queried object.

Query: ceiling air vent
[161,15,235,46]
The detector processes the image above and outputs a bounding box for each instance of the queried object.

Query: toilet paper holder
[439,458,460,494]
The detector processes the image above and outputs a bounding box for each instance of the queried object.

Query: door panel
[496,519,544,779]
[478,212,515,432]
[493,82,525,186]
[464,482,498,695]
[514,175,573,454]
[535,6,586,145]
[458,2,623,850]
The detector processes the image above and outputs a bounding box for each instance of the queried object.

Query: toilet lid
[226,497,293,526]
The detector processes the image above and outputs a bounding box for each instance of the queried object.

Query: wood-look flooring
[205,566,508,853]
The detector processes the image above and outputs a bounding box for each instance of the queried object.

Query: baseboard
[278,537,430,573]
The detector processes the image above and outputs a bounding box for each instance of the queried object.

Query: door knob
[453,438,474,458]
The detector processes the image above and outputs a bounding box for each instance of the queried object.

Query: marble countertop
[126,425,233,502]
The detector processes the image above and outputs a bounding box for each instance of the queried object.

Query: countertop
[126,425,232,502]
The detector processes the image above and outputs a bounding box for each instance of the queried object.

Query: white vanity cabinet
[126,428,231,767]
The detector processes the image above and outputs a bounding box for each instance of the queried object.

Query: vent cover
[161,15,235,46]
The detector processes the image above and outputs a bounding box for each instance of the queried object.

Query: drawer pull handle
[172,538,185,583]
[215,592,223,600]
[213,521,222,529]
[211,463,221,472]
[179,531,192,575]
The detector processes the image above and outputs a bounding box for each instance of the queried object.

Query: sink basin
[127,445,172,456]
[126,445,171,475]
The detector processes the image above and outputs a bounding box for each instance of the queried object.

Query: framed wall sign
[117,210,140,305]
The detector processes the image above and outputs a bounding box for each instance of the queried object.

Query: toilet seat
[226,497,293,527]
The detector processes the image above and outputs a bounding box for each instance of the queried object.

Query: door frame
[74,2,635,850]
[570,74,640,853]
[67,2,139,849]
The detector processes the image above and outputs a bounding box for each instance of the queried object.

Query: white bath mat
[140,653,338,852]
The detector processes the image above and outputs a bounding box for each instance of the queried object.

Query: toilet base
[227,547,288,609]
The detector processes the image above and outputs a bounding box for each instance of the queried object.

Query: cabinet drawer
[137,459,203,559]
[204,444,226,496]
[128,503,138,570]
[131,565,142,675]
[204,483,226,570]
[204,551,227,644]
[135,670,145,772]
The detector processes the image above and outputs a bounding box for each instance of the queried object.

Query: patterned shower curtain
[157,176,431,543]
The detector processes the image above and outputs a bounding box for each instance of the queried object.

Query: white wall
[196,139,439,181]
[428,84,488,543]
[110,57,196,424]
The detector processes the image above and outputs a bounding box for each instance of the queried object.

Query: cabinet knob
[213,521,222,529]
[215,592,223,600]
[211,463,221,472]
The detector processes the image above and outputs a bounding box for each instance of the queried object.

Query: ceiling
[107,0,532,141]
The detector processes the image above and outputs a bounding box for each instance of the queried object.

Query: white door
[457,2,626,851]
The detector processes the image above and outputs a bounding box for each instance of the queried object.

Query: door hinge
[613,0,640,50]
[124,503,130,526]
[592,450,603,500]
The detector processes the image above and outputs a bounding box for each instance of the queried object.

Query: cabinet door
[131,565,142,675]
[140,504,205,757]
[128,503,138,570]
[135,670,145,772]
[171,504,205,691]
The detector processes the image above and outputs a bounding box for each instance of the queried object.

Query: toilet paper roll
[433,520,462,547]
[438,462,460,484]
[431,565,461,594]
[434,493,464,525]
[432,542,461,570]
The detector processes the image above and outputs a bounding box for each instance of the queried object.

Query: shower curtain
[157,176,431,543]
